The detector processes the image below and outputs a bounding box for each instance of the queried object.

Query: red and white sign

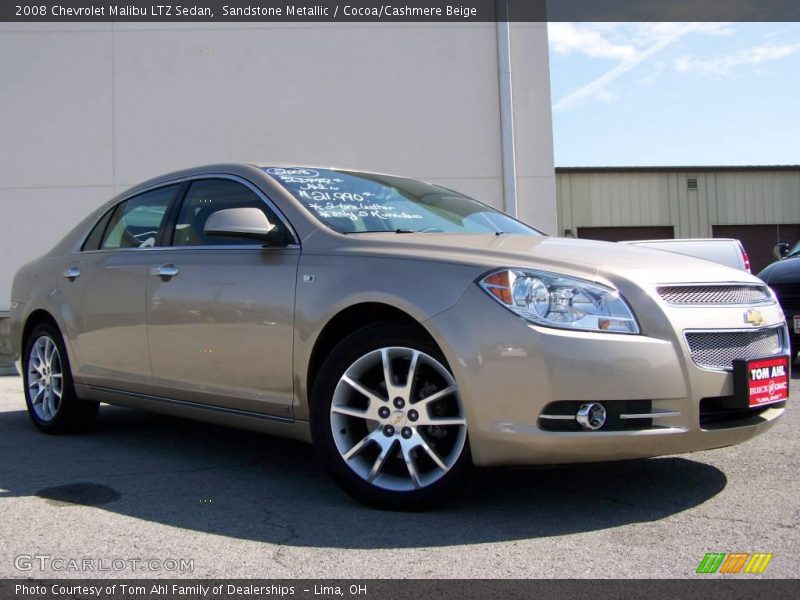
[746,356,789,407]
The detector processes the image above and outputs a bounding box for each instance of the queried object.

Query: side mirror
[204,207,287,245]
[773,242,790,261]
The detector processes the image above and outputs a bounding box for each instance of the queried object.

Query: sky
[547,22,800,167]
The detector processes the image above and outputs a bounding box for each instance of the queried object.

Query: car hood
[323,233,762,286]
[759,255,800,284]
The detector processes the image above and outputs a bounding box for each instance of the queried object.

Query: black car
[759,240,800,362]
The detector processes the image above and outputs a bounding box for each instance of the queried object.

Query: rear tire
[310,321,472,510]
[23,322,98,434]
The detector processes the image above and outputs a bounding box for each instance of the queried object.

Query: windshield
[789,240,800,258]
[264,167,541,235]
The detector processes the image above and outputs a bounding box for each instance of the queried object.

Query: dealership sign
[733,355,789,407]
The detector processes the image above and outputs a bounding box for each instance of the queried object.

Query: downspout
[496,0,518,217]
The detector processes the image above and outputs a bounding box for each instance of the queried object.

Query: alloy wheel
[27,335,64,422]
[330,347,467,492]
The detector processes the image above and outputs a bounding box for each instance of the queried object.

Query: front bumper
[426,286,788,467]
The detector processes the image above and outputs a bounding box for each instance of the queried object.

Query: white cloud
[548,23,636,61]
[592,89,620,104]
[636,22,734,41]
[638,60,667,87]
[548,22,732,62]
[551,22,735,113]
[675,42,800,75]
[554,24,700,113]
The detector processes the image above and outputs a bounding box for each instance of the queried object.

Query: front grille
[685,327,784,371]
[658,285,771,306]
[770,283,800,311]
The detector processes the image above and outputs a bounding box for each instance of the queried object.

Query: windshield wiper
[344,229,417,234]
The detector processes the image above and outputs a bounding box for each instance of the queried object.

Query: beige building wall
[557,168,800,238]
[510,22,557,232]
[0,22,557,314]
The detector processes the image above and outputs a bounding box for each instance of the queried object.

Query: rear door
[145,176,300,417]
[57,185,180,393]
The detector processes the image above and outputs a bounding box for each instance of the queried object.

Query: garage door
[577,226,675,242]
[713,225,800,274]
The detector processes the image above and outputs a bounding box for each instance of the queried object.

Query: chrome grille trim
[684,326,785,371]
[619,411,681,420]
[657,284,772,306]
[538,414,575,420]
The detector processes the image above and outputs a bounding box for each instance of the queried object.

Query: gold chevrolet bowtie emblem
[743,308,765,327]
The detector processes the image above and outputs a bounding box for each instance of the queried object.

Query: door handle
[63,267,80,281]
[152,265,179,279]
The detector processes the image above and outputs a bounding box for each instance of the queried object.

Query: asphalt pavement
[0,370,797,579]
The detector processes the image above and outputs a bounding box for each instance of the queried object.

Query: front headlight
[478,269,640,334]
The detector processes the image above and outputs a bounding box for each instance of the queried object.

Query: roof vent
[687,177,698,191]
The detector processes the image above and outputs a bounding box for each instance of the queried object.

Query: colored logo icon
[696,552,773,574]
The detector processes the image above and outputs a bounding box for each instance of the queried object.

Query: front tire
[311,322,472,510]
[23,322,98,434]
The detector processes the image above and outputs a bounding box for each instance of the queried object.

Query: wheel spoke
[402,351,420,398]
[380,349,399,397]
[342,430,380,461]
[28,376,43,389]
[400,441,423,489]
[414,385,457,410]
[331,403,370,420]
[45,338,55,366]
[31,386,45,407]
[417,435,448,472]
[416,415,466,427]
[367,439,395,482]
[341,375,385,405]
[44,391,54,419]
[34,344,46,370]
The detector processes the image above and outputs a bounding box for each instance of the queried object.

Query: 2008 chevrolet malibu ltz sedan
[9,164,791,509]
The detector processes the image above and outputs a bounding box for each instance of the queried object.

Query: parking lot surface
[0,371,797,578]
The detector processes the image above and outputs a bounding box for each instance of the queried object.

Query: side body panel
[57,251,152,392]
[146,247,300,417]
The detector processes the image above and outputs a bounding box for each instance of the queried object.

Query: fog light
[576,402,607,431]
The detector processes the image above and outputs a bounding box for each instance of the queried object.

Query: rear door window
[82,208,114,251]
[100,185,179,250]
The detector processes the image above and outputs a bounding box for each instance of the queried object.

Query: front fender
[291,254,482,419]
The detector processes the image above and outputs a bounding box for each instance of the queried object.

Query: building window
[687,177,698,191]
